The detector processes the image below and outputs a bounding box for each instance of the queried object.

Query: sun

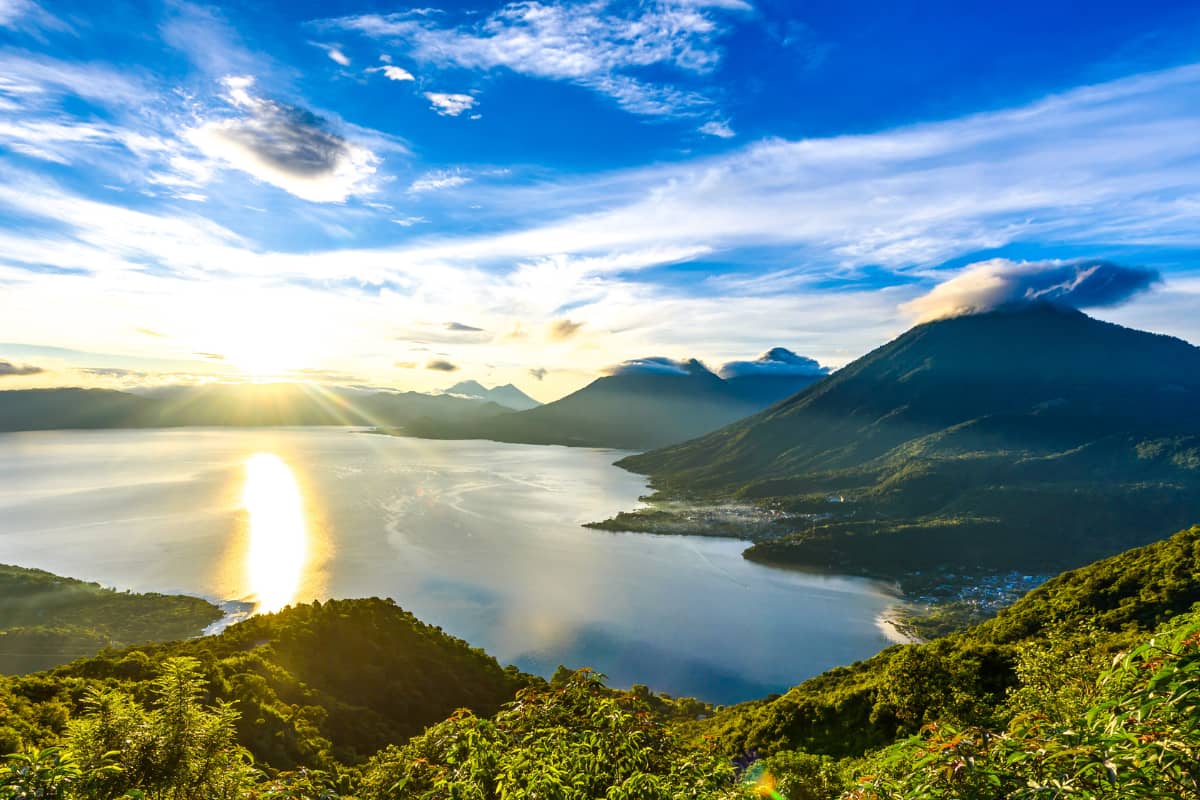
[209,314,317,377]
[226,337,305,376]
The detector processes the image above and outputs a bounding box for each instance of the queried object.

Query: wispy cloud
[0,0,69,35]
[698,119,735,138]
[185,76,379,202]
[0,51,148,106]
[408,168,470,192]
[160,1,263,78]
[324,0,745,118]
[382,63,1200,274]
[311,41,351,66]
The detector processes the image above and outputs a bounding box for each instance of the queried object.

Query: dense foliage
[3,608,1198,800]
[0,564,221,674]
[850,615,1200,799]
[699,526,1200,761]
[0,599,529,768]
[358,669,742,800]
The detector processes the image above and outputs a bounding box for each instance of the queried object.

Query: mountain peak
[443,380,540,411]
[446,379,488,396]
[606,357,718,379]
[720,348,829,379]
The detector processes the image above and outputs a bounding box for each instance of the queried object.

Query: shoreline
[201,599,258,636]
[875,603,924,645]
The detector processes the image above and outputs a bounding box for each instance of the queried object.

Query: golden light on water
[241,453,308,613]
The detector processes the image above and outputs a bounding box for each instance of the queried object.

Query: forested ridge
[0,564,221,675]
[0,525,1198,798]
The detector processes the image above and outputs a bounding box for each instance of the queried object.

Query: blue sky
[1,0,1198,399]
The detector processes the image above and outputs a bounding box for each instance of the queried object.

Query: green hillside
[0,598,530,768]
[618,305,1200,575]
[699,524,1200,762]
[0,564,221,674]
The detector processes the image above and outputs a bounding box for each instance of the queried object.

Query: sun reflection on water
[241,453,307,613]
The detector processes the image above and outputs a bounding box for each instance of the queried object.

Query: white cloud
[585,75,711,117]
[368,64,415,81]
[0,0,68,34]
[699,119,735,138]
[325,0,742,117]
[408,169,470,193]
[0,119,123,164]
[312,41,351,66]
[423,92,476,116]
[185,76,379,202]
[392,215,429,226]
[0,52,148,106]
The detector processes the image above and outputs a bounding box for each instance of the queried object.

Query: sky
[0,0,1198,401]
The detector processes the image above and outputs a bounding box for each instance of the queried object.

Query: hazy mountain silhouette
[411,358,770,450]
[0,384,508,432]
[444,380,541,411]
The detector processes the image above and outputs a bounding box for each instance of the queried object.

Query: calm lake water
[0,427,902,703]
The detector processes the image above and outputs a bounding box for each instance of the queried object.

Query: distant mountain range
[0,348,823,445]
[619,304,1200,574]
[0,383,510,432]
[442,380,542,411]
[408,349,827,450]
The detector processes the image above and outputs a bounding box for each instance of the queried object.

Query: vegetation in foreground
[0,524,1198,798]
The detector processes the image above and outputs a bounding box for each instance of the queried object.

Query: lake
[0,427,903,703]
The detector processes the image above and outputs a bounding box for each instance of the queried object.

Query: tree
[67,657,254,800]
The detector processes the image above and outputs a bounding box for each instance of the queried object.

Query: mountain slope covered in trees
[0,564,221,674]
[0,598,530,767]
[618,305,1200,574]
